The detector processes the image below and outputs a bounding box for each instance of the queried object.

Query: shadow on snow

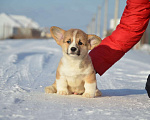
[101,89,146,97]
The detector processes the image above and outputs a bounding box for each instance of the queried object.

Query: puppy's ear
[88,35,102,50]
[50,26,65,45]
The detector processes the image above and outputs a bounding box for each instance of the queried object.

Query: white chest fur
[59,55,94,87]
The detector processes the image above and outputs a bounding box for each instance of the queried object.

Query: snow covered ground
[0,39,150,120]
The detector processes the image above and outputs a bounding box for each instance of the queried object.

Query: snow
[0,39,150,120]
[10,15,39,29]
[0,13,20,27]
[0,13,39,29]
[0,13,40,39]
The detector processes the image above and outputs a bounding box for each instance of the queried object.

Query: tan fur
[88,35,102,50]
[56,60,63,80]
[45,26,102,98]
[56,71,60,80]
[84,71,96,83]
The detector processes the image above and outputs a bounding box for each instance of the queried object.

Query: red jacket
[89,0,150,76]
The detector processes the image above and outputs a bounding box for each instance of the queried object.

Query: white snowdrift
[0,39,150,120]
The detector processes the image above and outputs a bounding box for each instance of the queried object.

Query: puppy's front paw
[57,90,69,95]
[82,93,95,98]
[45,86,56,93]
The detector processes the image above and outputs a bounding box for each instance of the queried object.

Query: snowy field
[0,39,150,120]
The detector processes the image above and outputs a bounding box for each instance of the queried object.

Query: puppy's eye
[67,39,71,44]
[78,40,83,45]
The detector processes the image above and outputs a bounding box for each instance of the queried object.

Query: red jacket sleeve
[89,0,150,76]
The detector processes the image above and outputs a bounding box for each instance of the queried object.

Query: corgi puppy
[45,26,102,98]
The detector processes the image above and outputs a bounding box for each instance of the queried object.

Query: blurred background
[0,0,150,49]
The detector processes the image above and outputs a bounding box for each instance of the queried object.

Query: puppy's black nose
[71,47,77,52]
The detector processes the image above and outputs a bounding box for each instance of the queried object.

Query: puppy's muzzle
[69,47,80,56]
[71,47,77,52]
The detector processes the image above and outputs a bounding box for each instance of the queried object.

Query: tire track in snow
[1,40,150,120]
